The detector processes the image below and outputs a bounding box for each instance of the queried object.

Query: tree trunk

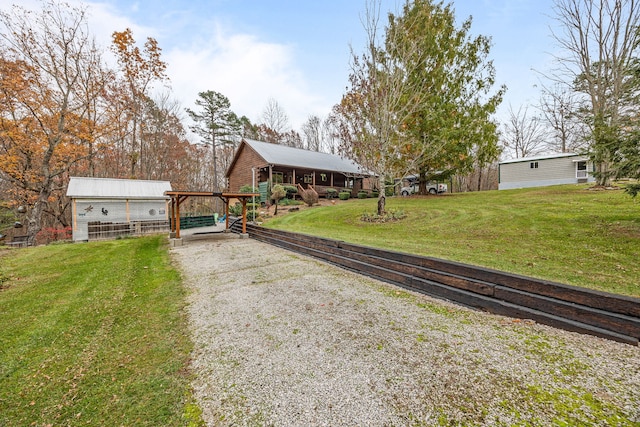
[27,189,50,244]
[377,194,386,216]
[377,175,386,215]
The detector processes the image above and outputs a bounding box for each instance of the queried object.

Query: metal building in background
[66,177,172,241]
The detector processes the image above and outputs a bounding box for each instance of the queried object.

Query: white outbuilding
[66,177,172,241]
[498,153,595,190]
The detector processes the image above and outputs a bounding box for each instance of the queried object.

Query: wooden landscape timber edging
[230,223,640,346]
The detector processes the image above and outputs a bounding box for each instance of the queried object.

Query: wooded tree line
[2,0,640,236]
[0,2,204,237]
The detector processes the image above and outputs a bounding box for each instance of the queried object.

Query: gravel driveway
[171,235,640,426]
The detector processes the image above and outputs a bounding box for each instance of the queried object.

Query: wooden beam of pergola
[165,191,259,239]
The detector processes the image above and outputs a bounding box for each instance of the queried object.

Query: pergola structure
[165,191,259,239]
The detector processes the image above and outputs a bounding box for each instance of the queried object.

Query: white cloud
[166,24,326,131]
[19,0,327,130]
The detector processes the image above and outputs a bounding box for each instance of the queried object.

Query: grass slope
[264,184,640,297]
[0,236,200,426]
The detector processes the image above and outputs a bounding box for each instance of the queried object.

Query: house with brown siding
[498,153,595,190]
[225,139,375,202]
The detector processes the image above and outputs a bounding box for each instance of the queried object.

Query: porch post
[175,197,181,239]
[225,200,230,230]
[170,198,176,233]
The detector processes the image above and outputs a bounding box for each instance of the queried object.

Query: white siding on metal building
[499,153,594,190]
[72,199,169,241]
[67,177,171,241]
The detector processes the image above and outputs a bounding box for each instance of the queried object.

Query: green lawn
[0,187,637,425]
[0,236,202,426]
[264,184,640,297]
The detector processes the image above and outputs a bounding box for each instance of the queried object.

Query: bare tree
[538,82,586,153]
[280,130,303,148]
[321,116,339,154]
[302,114,322,151]
[550,0,640,184]
[111,28,168,178]
[261,97,290,143]
[304,114,342,154]
[501,105,549,159]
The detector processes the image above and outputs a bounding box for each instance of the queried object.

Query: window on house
[530,161,539,169]
[576,161,587,178]
[272,172,283,184]
[320,173,327,182]
[304,174,313,184]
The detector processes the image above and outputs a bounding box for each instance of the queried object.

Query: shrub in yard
[361,209,406,222]
[301,187,319,207]
[239,184,258,193]
[339,191,351,200]
[37,226,72,244]
[229,203,242,216]
[280,198,303,206]
[230,202,258,216]
[326,188,338,199]
[625,183,640,198]
[357,191,368,199]
[271,184,287,215]
[284,185,298,198]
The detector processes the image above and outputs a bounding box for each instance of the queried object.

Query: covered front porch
[255,165,375,203]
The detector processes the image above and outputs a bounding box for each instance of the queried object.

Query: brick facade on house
[227,143,267,192]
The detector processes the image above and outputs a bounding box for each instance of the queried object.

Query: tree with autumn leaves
[331,0,504,215]
[0,2,111,238]
[0,1,206,241]
[111,27,168,178]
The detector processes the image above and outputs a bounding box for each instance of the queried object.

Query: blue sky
[14,0,558,136]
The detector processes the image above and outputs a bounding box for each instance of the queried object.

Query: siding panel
[499,154,594,190]
[73,198,169,241]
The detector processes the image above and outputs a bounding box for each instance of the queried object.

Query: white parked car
[400,182,447,196]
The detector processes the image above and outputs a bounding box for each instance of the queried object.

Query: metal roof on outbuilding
[243,138,370,175]
[499,152,586,164]
[66,177,172,199]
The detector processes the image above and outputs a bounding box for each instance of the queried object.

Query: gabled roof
[239,138,369,175]
[499,152,586,165]
[66,177,172,199]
